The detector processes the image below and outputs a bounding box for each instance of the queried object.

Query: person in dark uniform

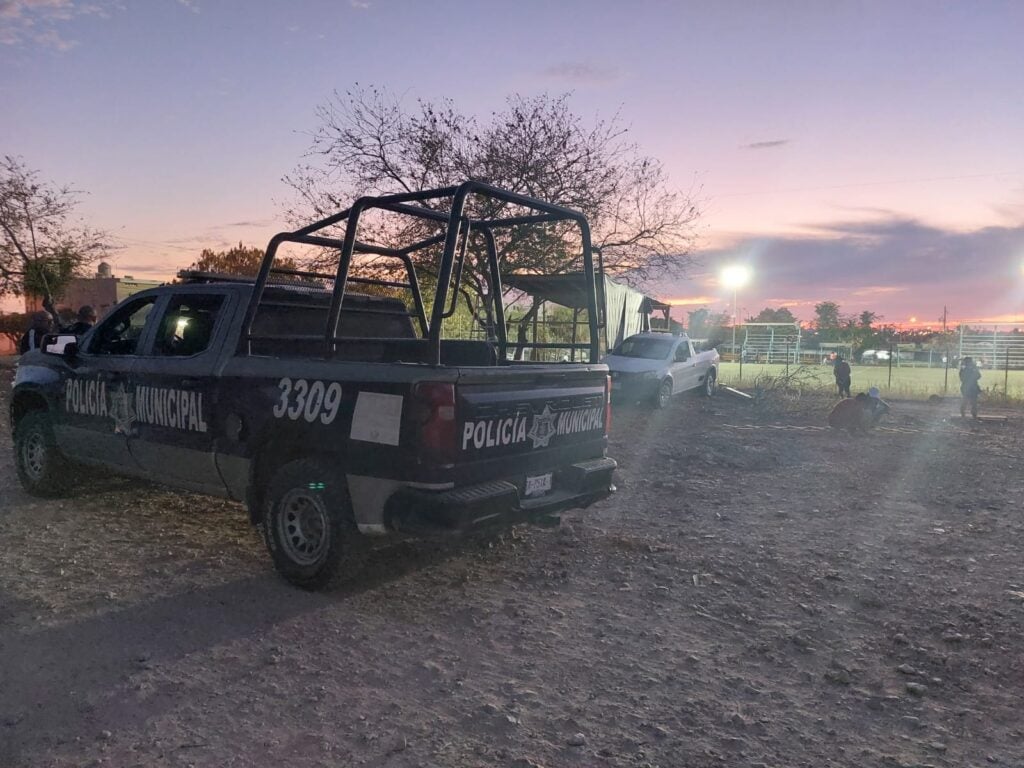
[833,354,852,398]
[959,356,981,419]
[18,311,53,355]
[68,305,97,335]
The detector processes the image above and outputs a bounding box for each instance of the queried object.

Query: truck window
[154,294,225,357]
[88,296,158,356]
[249,287,417,358]
[674,343,690,362]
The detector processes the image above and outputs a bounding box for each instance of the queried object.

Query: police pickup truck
[10,182,616,589]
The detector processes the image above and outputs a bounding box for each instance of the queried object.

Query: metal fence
[957,324,1024,370]
[718,324,1024,398]
[722,322,803,364]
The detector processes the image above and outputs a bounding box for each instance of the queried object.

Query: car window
[88,296,158,355]
[613,337,673,360]
[674,343,690,362]
[153,294,225,357]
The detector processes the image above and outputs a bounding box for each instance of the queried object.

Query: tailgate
[454,365,609,480]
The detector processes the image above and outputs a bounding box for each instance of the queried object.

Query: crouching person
[828,392,884,434]
[865,387,890,425]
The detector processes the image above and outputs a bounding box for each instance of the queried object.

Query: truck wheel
[14,411,75,497]
[703,370,717,397]
[655,379,672,409]
[263,459,363,590]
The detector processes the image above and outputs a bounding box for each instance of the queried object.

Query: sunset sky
[2,0,1023,325]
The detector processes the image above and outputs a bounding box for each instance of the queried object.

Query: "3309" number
[272,378,343,424]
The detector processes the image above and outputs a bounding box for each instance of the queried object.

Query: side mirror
[43,334,79,358]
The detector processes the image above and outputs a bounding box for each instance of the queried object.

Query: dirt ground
[2,361,1023,768]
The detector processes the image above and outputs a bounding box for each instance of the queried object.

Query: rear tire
[703,369,717,397]
[655,379,672,409]
[263,458,364,590]
[14,411,75,497]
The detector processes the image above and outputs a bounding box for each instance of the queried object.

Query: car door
[669,339,695,393]
[56,294,161,469]
[127,290,232,493]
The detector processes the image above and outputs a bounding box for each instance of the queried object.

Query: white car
[604,333,720,408]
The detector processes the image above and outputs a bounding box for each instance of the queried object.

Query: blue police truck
[10,182,616,589]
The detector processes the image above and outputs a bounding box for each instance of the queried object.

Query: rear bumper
[610,377,660,402]
[384,456,617,531]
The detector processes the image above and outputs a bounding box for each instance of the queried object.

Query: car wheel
[14,411,75,497]
[263,458,364,590]
[655,379,672,409]
[703,369,717,397]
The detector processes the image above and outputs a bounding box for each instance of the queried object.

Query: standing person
[68,305,97,335]
[834,354,852,398]
[18,311,53,355]
[959,356,982,419]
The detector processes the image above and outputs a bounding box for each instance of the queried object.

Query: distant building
[25,262,163,320]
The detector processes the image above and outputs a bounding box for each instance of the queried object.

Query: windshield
[612,337,673,360]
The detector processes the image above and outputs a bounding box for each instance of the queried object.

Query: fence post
[944,333,951,394]
[1006,348,1011,395]
[888,343,894,388]
[739,350,743,382]
[786,341,790,377]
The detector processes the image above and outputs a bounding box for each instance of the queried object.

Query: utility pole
[942,305,949,394]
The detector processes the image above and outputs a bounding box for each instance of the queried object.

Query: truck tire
[703,370,717,397]
[14,411,75,497]
[263,459,363,590]
[655,378,672,409]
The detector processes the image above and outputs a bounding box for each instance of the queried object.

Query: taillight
[413,381,457,463]
[605,375,612,435]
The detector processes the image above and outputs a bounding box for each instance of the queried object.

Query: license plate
[525,473,553,497]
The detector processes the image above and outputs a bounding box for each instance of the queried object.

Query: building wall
[26,276,163,320]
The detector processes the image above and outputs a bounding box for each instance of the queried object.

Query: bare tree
[283,88,702,339]
[0,156,110,307]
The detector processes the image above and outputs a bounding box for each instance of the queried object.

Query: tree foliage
[0,311,27,348]
[813,301,842,335]
[748,306,797,324]
[186,242,297,277]
[284,87,701,311]
[858,310,879,328]
[0,156,109,300]
[687,308,731,341]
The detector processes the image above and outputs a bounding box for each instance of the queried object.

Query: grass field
[718,361,1024,400]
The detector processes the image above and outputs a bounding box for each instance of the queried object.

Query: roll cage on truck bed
[11,181,616,589]
[243,180,604,363]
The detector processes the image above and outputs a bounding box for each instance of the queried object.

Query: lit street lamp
[720,265,751,355]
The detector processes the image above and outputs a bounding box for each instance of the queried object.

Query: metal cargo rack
[240,181,603,365]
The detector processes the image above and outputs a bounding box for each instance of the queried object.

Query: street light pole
[720,264,750,361]
[731,288,738,352]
